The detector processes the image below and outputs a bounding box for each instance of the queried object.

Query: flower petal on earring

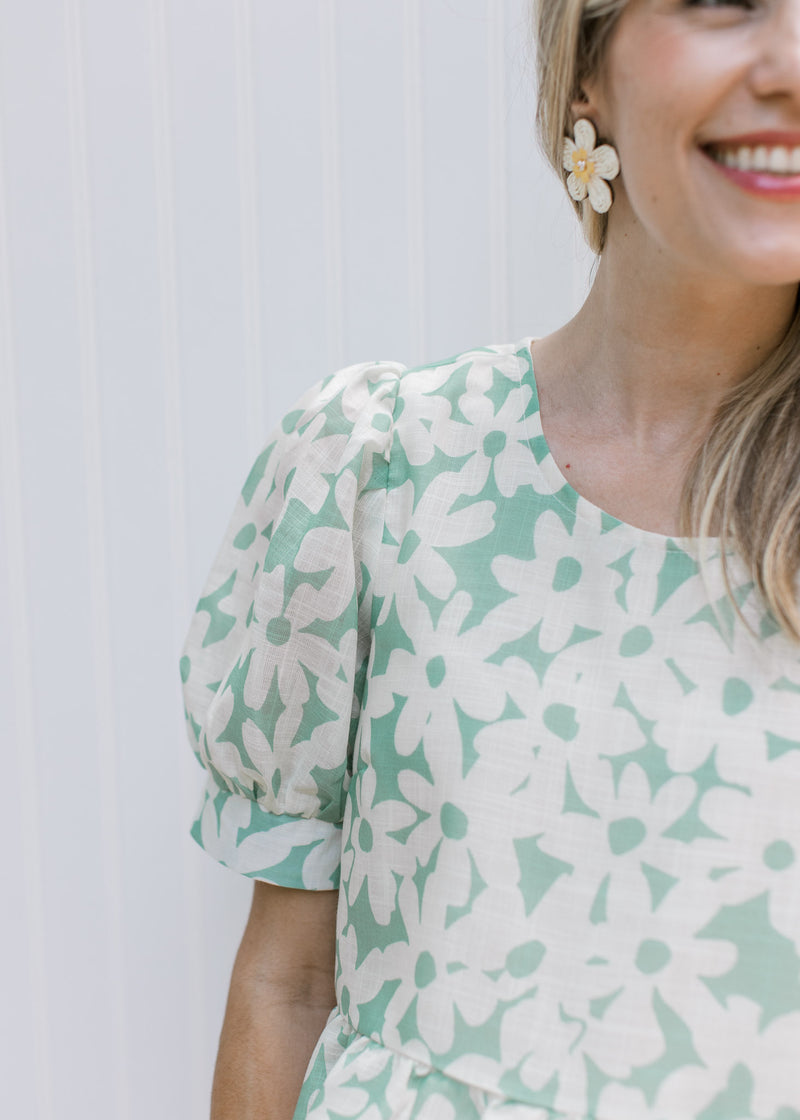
[567,172,589,203]
[592,144,620,181]
[562,137,577,173]
[587,176,613,214]
[573,118,597,152]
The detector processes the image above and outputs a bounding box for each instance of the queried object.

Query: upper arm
[234,882,339,1006]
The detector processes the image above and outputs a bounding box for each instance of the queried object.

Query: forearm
[210,970,334,1120]
[209,882,338,1120]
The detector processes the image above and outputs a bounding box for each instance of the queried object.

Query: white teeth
[709,143,800,174]
[769,146,790,172]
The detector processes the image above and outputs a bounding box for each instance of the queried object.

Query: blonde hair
[533,0,800,641]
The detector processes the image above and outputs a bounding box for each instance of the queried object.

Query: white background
[0,1,592,1117]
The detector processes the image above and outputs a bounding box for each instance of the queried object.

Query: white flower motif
[384,476,496,603]
[342,766,418,925]
[373,590,517,762]
[700,756,800,945]
[492,507,587,651]
[562,118,620,214]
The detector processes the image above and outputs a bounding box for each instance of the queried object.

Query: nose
[750,1,800,99]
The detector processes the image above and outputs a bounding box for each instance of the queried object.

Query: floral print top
[180,339,800,1119]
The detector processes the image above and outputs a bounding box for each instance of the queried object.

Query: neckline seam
[516,336,709,554]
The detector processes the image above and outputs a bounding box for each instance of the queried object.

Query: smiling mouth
[704,143,800,175]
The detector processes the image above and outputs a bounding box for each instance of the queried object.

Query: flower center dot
[572,149,594,183]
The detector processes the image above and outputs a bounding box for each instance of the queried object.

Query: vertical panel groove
[63,1,130,1114]
[146,2,207,1112]
[403,0,426,364]
[319,0,344,371]
[488,1,509,343]
[234,0,265,459]
[0,19,53,1113]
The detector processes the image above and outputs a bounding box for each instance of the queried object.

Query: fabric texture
[180,340,800,1120]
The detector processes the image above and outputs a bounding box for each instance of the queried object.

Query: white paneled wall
[0,2,592,1117]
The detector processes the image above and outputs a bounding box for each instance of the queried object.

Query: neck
[549,236,798,447]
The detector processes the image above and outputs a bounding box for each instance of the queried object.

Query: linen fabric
[180,339,800,1119]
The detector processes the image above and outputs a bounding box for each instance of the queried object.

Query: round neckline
[515,335,703,553]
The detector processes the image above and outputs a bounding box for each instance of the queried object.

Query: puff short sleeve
[180,361,403,890]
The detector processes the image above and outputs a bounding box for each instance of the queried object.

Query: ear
[571,74,610,138]
[570,82,601,130]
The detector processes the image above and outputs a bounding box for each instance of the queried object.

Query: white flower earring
[562,118,620,214]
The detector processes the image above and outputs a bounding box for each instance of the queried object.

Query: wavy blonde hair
[534,0,800,641]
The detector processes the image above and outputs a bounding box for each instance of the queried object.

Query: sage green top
[181,339,800,1119]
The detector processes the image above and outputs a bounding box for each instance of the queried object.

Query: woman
[180,1,800,1116]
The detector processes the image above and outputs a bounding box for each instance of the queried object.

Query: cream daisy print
[563,117,620,214]
[181,340,800,1118]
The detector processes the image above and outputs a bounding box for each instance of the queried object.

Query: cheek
[614,112,669,211]
[608,68,722,220]
[610,106,692,248]
[610,12,713,89]
[606,18,736,147]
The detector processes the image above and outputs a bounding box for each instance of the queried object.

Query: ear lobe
[572,76,606,130]
[569,100,591,130]
[569,104,610,147]
[568,105,599,140]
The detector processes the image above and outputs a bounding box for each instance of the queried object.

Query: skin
[533,0,800,535]
[210,882,337,1120]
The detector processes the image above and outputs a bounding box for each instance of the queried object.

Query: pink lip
[701,149,800,199]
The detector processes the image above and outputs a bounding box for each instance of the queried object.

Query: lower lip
[703,149,800,199]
